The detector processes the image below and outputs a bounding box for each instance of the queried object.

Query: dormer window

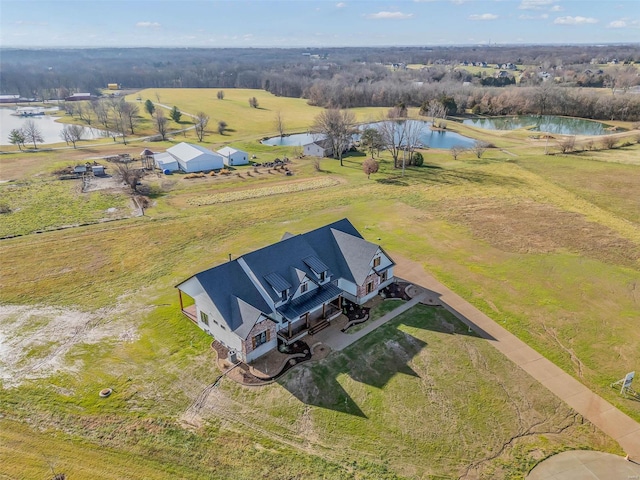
[300,281,308,294]
[373,256,381,268]
[319,271,326,282]
[281,289,288,301]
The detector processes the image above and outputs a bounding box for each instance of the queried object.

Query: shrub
[0,202,11,214]
[600,136,617,150]
[558,136,576,154]
[412,152,424,167]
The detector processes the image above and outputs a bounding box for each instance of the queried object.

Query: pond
[262,120,476,150]
[462,115,618,136]
[0,107,105,146]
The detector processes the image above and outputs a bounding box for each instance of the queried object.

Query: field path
[394,254,640,460]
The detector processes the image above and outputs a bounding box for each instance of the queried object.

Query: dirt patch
[443,198,640,267]
[0,303,141,388]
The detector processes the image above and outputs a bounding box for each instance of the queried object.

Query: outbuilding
[167,142,224,173]
[217,146,249,167]
[153,152,179,172]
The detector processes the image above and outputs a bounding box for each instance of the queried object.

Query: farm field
[1,88,639,478]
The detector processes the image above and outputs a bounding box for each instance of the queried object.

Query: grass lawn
[1,91,639,478]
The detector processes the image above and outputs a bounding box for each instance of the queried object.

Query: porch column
[178,290,184,310]
[288,320,292,337]
[339,296,342,309]
[305,313,310,328]
[322,303,326,318]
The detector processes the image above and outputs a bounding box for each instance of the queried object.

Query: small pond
[0,107,105,146]
[462,115,619,136]
[262,120,475,150]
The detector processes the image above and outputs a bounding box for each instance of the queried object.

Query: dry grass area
[443,197,640,267]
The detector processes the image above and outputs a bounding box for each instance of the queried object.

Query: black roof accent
[303,255,329,274]
[277,282,343,320]
[264,272,292,293]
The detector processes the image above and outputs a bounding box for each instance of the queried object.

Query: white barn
[303,139,334,158]
[167,142,224,173]
[217,146,249,167]
[154,152,179,172]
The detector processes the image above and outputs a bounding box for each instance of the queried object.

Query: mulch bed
[382,281,413,301]
[213,339,313,386]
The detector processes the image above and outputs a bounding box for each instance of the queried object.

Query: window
[200,311,209,324]
[319,271,326,282]
[366,281,375,294]
[380,271,388,283]
[252,330,270,349]
[373,256,381,268]
[281,289,288,301]
[300,282,308,294]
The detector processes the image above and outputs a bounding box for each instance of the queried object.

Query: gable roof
[217,146,245,157]
[167,142,219,162]
[181,260,271,339]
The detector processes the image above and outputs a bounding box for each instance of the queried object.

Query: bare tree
[76,102,94,125]
[311,109,356,166]
[249,97,259,108]
[155,109,168,141]
[8,128,25,151]
[450,145,465,160]
[115,162,144,192]
[59,124,85,148]
[472,141,489,159]
[557,136,576,154]
[378,117,405,168]
[121,101,140,134]
[600,136,617,150]
[108,98,129,145]
[363,158,379,179]
[274,111,285,137]
[22,119,44,149]
[194,112,209,141]
[217,120,228,135]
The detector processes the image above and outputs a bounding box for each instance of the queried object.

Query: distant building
[107,83,120,90]
[217,146,249,167]
[304,139,334,158]
[0,94,20,104]
[65,93,92,101]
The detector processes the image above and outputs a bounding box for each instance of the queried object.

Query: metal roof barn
[167,142,224,172]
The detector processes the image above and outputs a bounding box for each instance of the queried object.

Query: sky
[1,0,639,48]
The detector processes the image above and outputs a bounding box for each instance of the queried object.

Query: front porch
[278,299,343,343]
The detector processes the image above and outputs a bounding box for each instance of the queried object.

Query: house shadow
[277,300,485,417]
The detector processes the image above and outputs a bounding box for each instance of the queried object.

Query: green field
[1,88,639,479]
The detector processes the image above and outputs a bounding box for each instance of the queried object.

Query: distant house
[176,219,395,363]
[166,142,224,172]
[303,139,334,158]
[217,146,249,167]
[65,93,92,101]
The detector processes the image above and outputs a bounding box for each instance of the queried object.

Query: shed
[154,152,179,172]
[73,165,87,174]
[92,165,106,176]
[303,139,334,158]
[167,142,224,173]
[217,146,249,167]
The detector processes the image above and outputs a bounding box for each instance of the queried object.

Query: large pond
[262,120,475,149]
[462,115,617,136]
[0,107,105,146]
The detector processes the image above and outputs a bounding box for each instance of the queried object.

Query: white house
[167,142,224,173]
[176,219,395,363]
[303,139,334,158]
[217,146,249,167]
[153,152,179,172]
